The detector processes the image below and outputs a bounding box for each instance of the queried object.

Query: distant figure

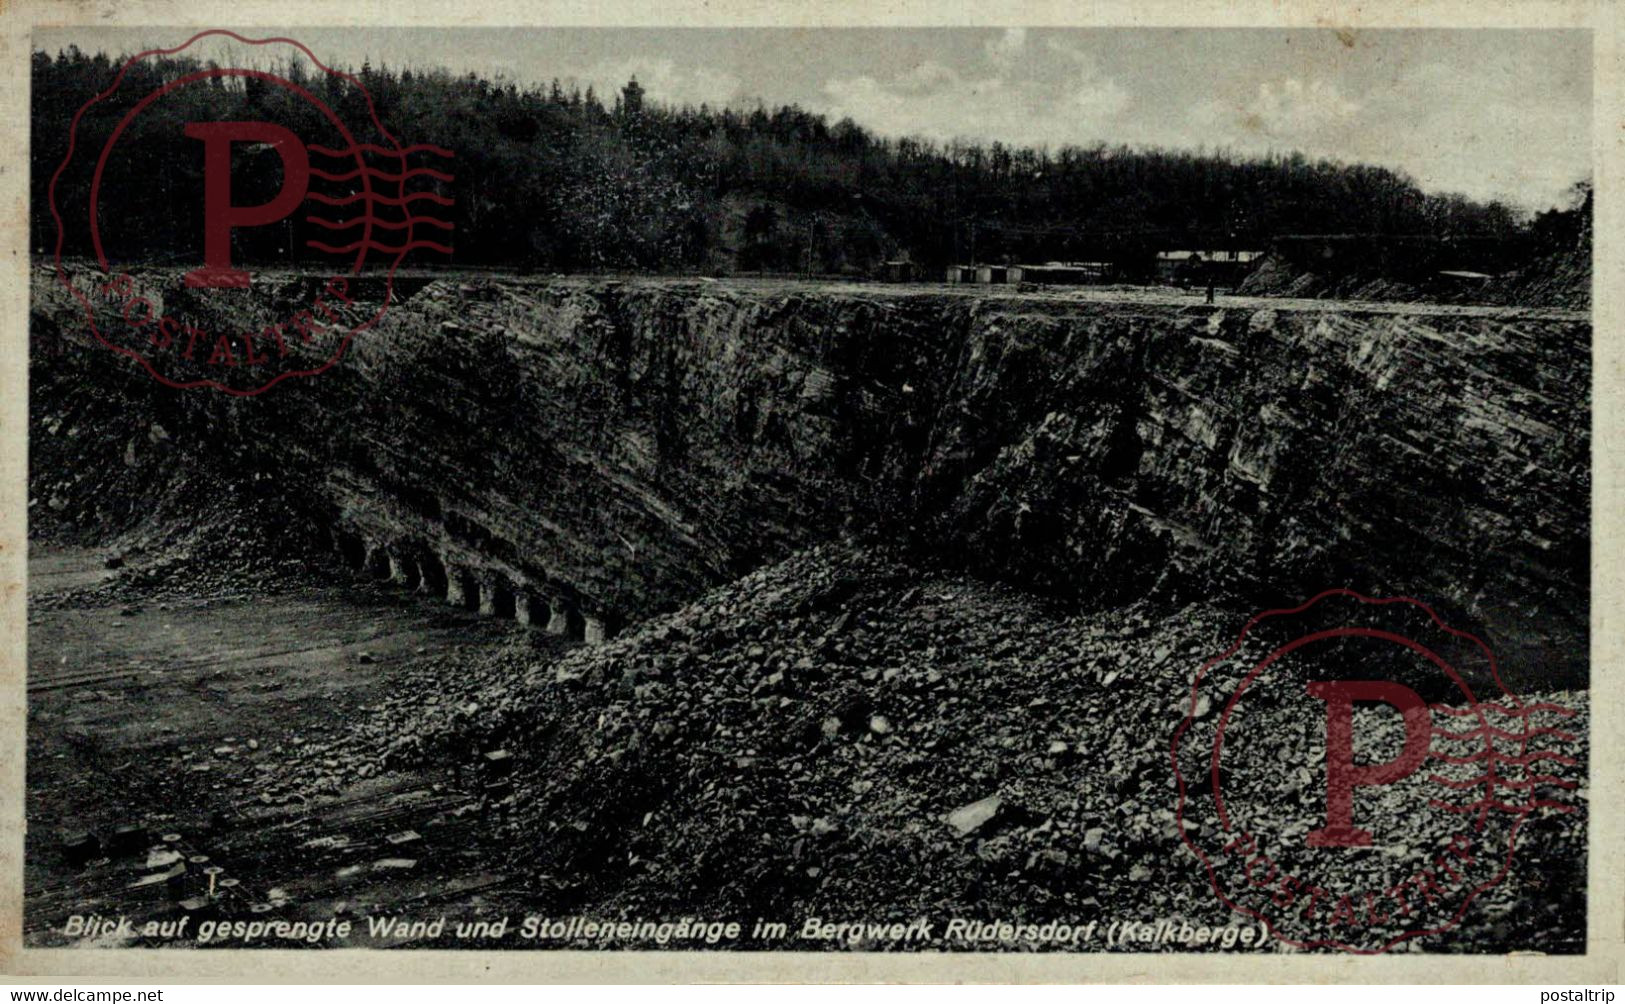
[1205,274,1216,304]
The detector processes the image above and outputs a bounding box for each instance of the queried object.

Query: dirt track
[25,544,548,948]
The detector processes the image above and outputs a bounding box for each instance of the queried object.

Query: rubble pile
[327,542,1585,953]
[29,342,322,607]
[1235,246,1590,310]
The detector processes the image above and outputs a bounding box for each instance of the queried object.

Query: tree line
[31,45,1588,277]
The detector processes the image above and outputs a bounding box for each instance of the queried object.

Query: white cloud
[819,33,1131,150]
[1187,77,1360,147]
[1245,78,1361,136]
[1062,63,1130,120]
[985,28,1027,68]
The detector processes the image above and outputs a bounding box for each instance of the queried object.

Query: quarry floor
[25,543,547,948]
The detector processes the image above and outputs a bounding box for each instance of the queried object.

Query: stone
[945,795,1002,836]
[61,830,100,866]
[146,848,182,869]
[128,861,186,889]
[108,823,146,856]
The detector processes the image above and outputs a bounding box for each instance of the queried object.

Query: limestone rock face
[31,271,1588,685]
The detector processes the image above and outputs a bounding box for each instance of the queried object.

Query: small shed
[1020,262,1113,285]
[880,260,917,283]
[973,265,1020,284]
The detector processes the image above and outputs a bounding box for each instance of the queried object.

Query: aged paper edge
[0,0,1618,984]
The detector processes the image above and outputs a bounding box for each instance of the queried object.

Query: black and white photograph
[6,6,1612,985]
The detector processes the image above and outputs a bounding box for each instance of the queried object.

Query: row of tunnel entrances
[330,529,611,644]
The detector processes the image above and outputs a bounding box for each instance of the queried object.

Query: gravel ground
[307,542,1587,954]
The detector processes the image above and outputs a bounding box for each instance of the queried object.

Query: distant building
[879,260,917,282]
[973,265,1022,284]
[946,264,1021,285]
[1019,261,1115,285]
[1155,250,1264,285]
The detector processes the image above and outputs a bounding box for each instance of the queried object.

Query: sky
[36,26,1593,211]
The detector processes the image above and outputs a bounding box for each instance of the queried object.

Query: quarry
[26,267,1591,952]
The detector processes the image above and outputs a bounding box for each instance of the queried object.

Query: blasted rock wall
[923,298,1588,686]
[31,271,1589,685]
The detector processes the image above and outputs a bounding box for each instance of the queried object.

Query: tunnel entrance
[454,570,480,611]
[491,580,517,619]
[419,553,449,599]
[336,531,366,571]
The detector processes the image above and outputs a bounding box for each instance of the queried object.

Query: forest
[32,45,1591,277]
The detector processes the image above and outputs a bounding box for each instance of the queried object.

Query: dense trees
[32,46,1571,275]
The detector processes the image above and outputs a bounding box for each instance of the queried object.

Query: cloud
[985,28,1027,68]
[819,31,1130,149]
[1245,78,1361,136]
[1189,77,1360,145]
